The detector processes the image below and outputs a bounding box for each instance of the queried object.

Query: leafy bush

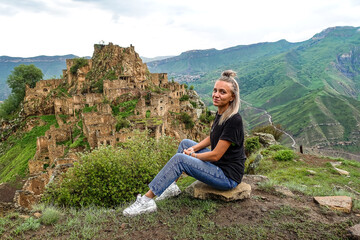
[180,113,194,129]
[199,108,215,123]
[179,94,189,101]
[116,117,131,131]
[190,101,197,108]
[273,149,296,161]
[268,144,287,151]
[252,124,283,141]
[245,136,261,156]
[42,132,177,207]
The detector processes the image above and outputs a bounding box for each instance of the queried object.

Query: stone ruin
[14,43,212,210]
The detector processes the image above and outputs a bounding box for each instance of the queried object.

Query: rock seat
[185,180,251,201]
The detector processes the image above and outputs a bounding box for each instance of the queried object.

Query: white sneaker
[155,182,181,201]
[123,194,157,216]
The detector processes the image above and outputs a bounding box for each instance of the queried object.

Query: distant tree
[0,64,43,118]
[7,64,43,101]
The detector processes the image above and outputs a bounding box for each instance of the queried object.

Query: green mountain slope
[147,40,301,75]
[149,26,360,154]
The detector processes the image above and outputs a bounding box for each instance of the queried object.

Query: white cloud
[0,0,360,58]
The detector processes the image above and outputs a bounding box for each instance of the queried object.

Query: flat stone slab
[186,180,251,202]
[313,196,352,213]
[348,224,360,240]
[333,167,350,176]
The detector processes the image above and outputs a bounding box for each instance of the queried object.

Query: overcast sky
[1,0,360,58]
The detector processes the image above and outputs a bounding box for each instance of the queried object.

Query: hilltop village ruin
[14,43,212,209]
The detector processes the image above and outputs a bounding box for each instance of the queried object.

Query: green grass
[40,207,61,225]
[254,152,360,200]
[0,115,57,183]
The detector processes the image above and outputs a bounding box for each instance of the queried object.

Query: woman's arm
[183,136,211,154]
[184,139,231,162]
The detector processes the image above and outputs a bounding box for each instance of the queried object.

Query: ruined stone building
[15,43,211,209]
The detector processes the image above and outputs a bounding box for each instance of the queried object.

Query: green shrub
[146,110,151,118]
[273,149,295,161]
[42,132,177,207]
[179,94,189,101]
[190,101,197,108]
[180,113,194,129]
[40,207,61,225]
[252,124,283,141]
[245,136,261,156]
[268,144,287,151]
[116,117,131,131]
[199,108,215,123]
[70,58,88,75]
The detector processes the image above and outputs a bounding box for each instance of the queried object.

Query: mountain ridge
[147,26,360,154]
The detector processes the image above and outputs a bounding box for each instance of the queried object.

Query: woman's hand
[183,147,195,156]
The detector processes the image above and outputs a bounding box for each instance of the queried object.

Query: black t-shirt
[210,112,246,183]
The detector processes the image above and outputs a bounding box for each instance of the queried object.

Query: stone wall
[24,79,63,101]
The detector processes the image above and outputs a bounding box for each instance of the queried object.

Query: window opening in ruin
[116,138,119,142]
[100,141,104,145]
[160,107,163,111]
[145,92,151,106]
[107,140,110,145]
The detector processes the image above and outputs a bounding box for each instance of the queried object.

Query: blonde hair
[217,70,240,125]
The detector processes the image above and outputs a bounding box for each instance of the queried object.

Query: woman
[123,70,246,216]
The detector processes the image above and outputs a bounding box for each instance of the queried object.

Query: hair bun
[222,70,237,78]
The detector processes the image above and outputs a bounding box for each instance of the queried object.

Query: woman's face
[212,81,234,110]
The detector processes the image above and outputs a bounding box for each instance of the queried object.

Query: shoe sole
[123,206,157,217]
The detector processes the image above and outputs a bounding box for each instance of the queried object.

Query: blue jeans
[149,139,239,196]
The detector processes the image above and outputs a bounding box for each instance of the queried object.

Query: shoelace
[128,195,144,210]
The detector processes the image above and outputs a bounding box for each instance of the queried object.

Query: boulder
[313,196,352,213]
[253,132,278,147]
[186,180,251,202]
[348,224,360,240]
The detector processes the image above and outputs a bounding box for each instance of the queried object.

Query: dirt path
[241,100,297,148]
